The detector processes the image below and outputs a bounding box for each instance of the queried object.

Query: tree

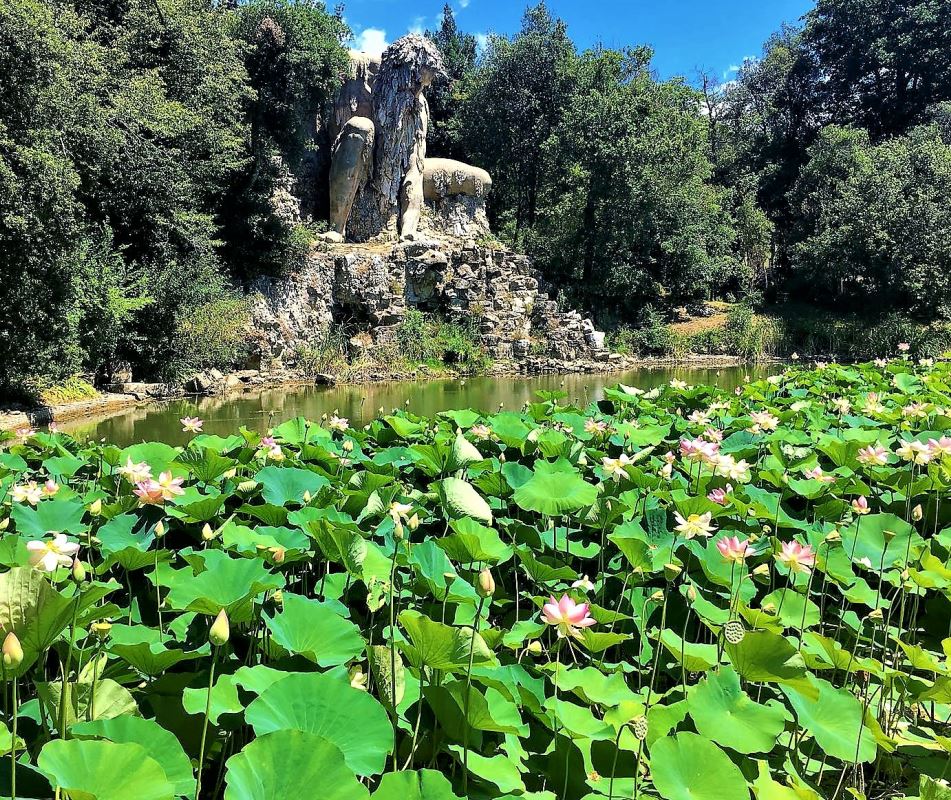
[804,0,951,140]
[455,2,576,237]
[424,3,477,159]
[789,123,951,319]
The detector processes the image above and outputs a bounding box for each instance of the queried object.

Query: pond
[59,363,782,447]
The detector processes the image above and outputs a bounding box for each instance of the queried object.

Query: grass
[38,377,98,406]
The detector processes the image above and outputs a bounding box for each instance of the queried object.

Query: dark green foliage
[424,4,477,160]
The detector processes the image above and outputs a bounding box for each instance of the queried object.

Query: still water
[60,364,781,447]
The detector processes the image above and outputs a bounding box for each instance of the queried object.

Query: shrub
[168,295,254,379]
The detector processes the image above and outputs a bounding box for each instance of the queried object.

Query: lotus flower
[134,479,164,505]
[897,440,932,465]
[804,466,835,484]
[11,482,43,505]
[584,419,608,435]
[928,437,951,458]
[857,445,889,467]
[328,415,349,432]
[542,595,596,638]
[27,534,80,573]
[851,495,870,515]
[776,541,815,574]
[470,424,492,440]
[679,438,719,464]
[749,411,779,432]
[41,479,59,498]
[571,574,595,592]
[831,397,851,415]
[687,410,710,426]
[602,454,633,482]
[674,511,715,539]
[180,416,203,433]
[707,484,733,505]
[714,454,751,483]
[716,536,751,563]
[897,342,910,352]
[118,458,153,484]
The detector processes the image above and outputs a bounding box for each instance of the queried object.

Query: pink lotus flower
[156,471,185,500]
[857,445,889,467]
[180,416,203,434]
[707,484,733,505]
[703,427,723,443]
[260,436,276,447]
[11,482,42,505]
[776,541,816,574]
[27,534,80,572]
[749,411,779,432]
[716,535,751,563]
[118,458,152,484]
[804,466,835,484]
[542,595,596,638]
[41,480,60,498]
[134,471,184,505]
[14,427,34,441]
[571,575,595,592]
[928,437,951,458]
[898,342,910,352]
[583,419,608,435]
[679,438,719,464]
[851,496,870,515]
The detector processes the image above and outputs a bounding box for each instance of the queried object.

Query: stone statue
[325,34,491,243]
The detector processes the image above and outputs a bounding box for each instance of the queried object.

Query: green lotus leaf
[108,623,206,676]
[368,644,405,711]
[245,671,392,776]
[649,732,749,800]
[438,477,494,524]
[447,744,525,794]
[175,447,238,483]
[781,674,877,763]
[724,629,807,682]
[12,498,87,537]
[253,465,329,506]
[449,432,484,469]
[371,769,463,800]
[840,512,923,569]
[398,609,496,672]
[38,739,176,800]
[70,716,193,799]
[183,672,244,724]
[439,517,510,564]
[160,548,284,622]
[36,679,138,733]
[118,442,181,476]
[512,458,598,515]
[224,730,368,800]
[687,666,790,754]
[264,593,365,666]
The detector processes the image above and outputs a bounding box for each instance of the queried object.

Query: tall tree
[425,3,477,158]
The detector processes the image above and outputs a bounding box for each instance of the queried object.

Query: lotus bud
[89,499,102,517]
[663,563,682,582]
[912,504,923,522]
[477,568,496,598]
[321,413,328,422]
[685,585,697,603]
[342,439,354,453]
[302,491,312,504]
[0,518,9,532]
[71,558,86,584]
[272,590,284,607]
[2,632,23,669]
[393,521,404,541]
[650,590,665,603]
[154,520,166,537]
[867,608,884,622]
[499,452,506,463]
[405,399,410,407]
[407,513,420,531]
[270,547,286,565]
[201,523,215,541]
[209,609,230,647]
[527,640,543,655]
[90,621,112,640]
[222,468,237,480]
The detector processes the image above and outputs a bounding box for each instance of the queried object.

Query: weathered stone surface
[248,239,606,369]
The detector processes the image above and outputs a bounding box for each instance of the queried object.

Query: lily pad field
[2,358,951,800]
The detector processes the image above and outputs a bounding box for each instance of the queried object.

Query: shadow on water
[60,364,782,447]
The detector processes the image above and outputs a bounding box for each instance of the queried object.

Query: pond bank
[0,354,758,434]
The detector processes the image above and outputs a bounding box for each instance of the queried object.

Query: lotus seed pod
[237,479,258,494]
[477,567,496,598]
[663,563,682,582]
[867,608,884,622]
[723,620,746,645]
[752,563,770,577]
[649,590,665,603]
[90,621,112,640]
[71,557,86,584]
[883,529,897,542]
[154,520,166,537]
[527,640,543,655]
[824,529,841,543]
[89,499,103,517]
[912,504,923,522]
[631,715,649,740]
[201,523,215,541]
[2,632,23,668]
[209,609,230,647]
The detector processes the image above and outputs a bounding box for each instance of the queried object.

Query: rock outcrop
[250,237,607,368]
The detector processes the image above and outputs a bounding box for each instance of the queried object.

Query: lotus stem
[462,592,487,795]
[195,646,218,799]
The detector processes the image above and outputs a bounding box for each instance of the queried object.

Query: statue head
[379,34,446,92]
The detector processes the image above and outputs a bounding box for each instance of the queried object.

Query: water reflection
[61,364,781,447]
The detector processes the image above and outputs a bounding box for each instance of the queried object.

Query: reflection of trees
[58,366,778,446]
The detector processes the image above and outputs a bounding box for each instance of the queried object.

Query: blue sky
[343,0,816,82]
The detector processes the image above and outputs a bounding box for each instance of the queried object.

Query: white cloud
[475,32,489,54]
[352,27,388,56]
[459,0,470,7]
[409,16,426,35]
